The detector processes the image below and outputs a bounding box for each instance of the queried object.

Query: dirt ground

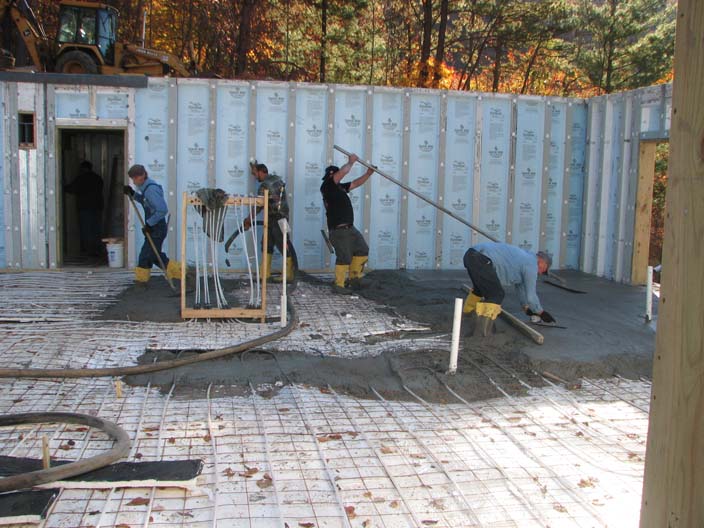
[113,269,655,403]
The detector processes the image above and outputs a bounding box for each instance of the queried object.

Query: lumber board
[640,0,704,525]
[631,141,656,284]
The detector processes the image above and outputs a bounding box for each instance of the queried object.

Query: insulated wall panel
[581,98,604,274]
[176,82,211,265]
[478,97,511,242]
[96,92,128,119]
[512,99,545,252]
[133,80,170,267]
[0,85,5,268]
[545,102,567,266]
[441,94,476,269]
[214,82,251,269]
[406,93,440,269]
[369,89,403,269]
[254,84,289,178]
[597,97,625,279]
[333,87,368,237]
[293,86,327,270]
[565,103,587,269]
[55,90,90,119]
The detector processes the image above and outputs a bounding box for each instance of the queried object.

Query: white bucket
[106,242,124,268]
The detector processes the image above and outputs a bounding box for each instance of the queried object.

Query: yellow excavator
[1,0,190,76]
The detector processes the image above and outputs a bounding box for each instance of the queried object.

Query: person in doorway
[320,153,374,294]
[463,242,555,336]
[64,160,104,257]
[123,164,181,285]
[243,162,298,282]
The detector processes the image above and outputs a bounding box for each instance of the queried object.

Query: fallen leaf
[345,506,357,519]
[578,477,597,488]
[422,521,438,525]
[390,500,400,509]
[177,511,194,518]
[203,434,212,443]
[168,438,176,444]
[298,523,315,527]
[380,446,394,454]
[278,408,290,412]
[363,491,373,499]
[257,473,273,489]
[553,503,567,513]
[222,467,235,478]
[126,497,150,506]
[240,466,259,478]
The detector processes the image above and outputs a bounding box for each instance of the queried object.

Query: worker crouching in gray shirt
[463,242,555,336]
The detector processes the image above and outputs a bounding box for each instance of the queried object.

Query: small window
[19,113,35,147]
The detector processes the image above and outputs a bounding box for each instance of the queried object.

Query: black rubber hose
[0,412,130,493]
[0,298,298,379]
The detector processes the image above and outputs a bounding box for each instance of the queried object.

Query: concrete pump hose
[0,299,298,379]
[0,412,130,493]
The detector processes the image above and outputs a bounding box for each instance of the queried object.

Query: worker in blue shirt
[463,242,555,336]
[123,164,181,285]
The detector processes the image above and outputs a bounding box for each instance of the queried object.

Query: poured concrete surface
[0,270,654,526]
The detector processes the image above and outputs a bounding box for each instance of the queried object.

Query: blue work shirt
[134,178,168,226]
[473,242,543,313]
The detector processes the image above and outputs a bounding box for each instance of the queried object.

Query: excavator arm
[0,0,49,70]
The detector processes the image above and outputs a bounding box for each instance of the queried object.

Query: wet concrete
[114,269,656,401]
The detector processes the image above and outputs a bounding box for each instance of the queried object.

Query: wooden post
[181,192,188,316]
[631,141,656,284]
[640,0,704,525]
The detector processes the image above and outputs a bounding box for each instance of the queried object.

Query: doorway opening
[60,129,125,267]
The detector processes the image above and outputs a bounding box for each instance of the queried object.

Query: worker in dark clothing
[243,162,298,282]
[123,164,181,284]
[463,242,555,336]
[320,153,374,293]
[64,160,103,256]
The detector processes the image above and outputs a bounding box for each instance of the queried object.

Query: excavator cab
[55,2,117,73]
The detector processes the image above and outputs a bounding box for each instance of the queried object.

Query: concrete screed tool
[333,144,585,293]
[126,194,177,292]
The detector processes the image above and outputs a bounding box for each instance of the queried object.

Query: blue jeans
[138,221,169,269]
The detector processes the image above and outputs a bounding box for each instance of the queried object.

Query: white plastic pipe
[645,265,653,322]
[449,298,463,375]
[278,218,290,327]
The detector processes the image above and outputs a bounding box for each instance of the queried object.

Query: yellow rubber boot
[463,290,482,314]
[135,266,151,284]
[348,255,369,290]
[474,302,502,337]
[166,260,182,280]
[261,254,272,281]
[332,264,353,294]
[273,256,296,283]
[349,256,368,280]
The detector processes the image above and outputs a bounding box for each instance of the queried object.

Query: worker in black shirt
[320,153,375,293]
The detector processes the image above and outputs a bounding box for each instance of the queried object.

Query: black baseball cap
[323,165,339,180]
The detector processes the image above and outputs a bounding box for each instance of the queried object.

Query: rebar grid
[0,271,649,527]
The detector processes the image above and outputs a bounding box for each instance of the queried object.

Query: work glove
[123,185,135,197]
[540,310,556,324]
[142,225,152,236]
